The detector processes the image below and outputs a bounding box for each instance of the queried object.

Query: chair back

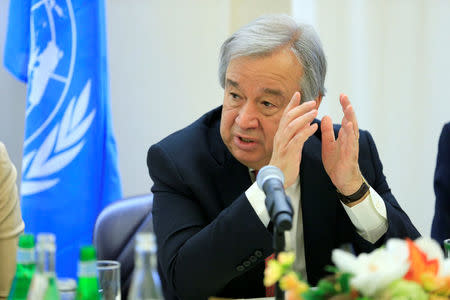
[93,194,154,298]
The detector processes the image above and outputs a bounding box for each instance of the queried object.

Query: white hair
[218,14,327,103]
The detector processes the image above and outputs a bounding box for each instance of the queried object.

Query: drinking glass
[444,239,450,258]
[97,260,121,300]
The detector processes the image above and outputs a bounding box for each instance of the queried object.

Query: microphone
[256,166,293,231]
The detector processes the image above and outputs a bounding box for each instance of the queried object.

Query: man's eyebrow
[226,79,284,97]
[263,88,284,97]
[226,79,240,89]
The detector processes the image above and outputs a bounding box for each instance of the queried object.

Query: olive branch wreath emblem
[21,80,96,196]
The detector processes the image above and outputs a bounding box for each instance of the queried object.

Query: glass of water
[97,260,121,300]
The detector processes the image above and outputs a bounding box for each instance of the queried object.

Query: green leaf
[324,265,339,273]
[302,289,324,300]
[317,280,335,294]
[338,272,352,293]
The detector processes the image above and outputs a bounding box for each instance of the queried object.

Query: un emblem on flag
[21,0,96,196]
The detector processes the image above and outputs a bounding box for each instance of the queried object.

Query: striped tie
[265,253,276,296]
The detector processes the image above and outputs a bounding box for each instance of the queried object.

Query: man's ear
[314,95,323,110]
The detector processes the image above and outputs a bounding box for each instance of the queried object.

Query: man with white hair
[147,14,420,300]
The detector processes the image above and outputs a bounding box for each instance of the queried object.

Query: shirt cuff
[245,181,271,227]
[342,186,388,243]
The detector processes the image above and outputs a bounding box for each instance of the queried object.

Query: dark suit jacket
[431,122,450,243]
[147,106,420,300]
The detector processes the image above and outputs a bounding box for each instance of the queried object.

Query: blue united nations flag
[4,0,122,277]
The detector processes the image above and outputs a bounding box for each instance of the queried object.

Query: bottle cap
[37,232,56,244]
[18,233,35,249]
[57,277,77,292]
[36,233,56,252]
[79,245,97,261]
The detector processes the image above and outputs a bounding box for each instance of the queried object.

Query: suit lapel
[300,124,340,284]
[207,113,252,209]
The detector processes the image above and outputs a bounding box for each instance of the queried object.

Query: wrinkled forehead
[225,49,303,92]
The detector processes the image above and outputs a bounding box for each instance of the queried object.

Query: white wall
[106,0,230,196]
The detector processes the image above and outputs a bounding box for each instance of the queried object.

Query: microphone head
[256,165,285,189]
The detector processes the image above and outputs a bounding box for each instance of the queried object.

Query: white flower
[415,237,444,261]
[332,239,409,296]
[414,237,448,276]
[440,258,450,276]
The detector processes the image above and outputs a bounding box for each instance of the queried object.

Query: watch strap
[337,181,369,204]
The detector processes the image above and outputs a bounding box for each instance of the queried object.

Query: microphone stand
[273,225,287,300]
[266,192,292,300]
[257,166,294,300]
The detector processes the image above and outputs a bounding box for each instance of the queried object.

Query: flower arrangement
[264,237,450,300]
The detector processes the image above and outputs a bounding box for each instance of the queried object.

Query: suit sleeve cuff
[342,186,388,243]
[245,181,271,227]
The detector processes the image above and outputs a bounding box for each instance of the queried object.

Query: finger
[340,93,351,110]
[284,92,301,114]
[344,121,357,145]
[288,122,318,148]
[337,125,346,148]
[341,115,348,128]
[342,121,357,158]
[340,94,359,138]
[321,115,335,145]
[281,109,318,142]
[279,92,301,129]
[343,105,359,139]
[280,99,316,130]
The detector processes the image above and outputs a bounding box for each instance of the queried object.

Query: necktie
[265,253,276,296]
[251,169,259,182]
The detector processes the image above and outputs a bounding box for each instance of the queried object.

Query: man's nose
[235,101,258,129]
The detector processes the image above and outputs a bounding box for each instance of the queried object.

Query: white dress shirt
[245,171,387,280]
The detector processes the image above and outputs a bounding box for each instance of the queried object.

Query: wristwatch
[337,181,369,204]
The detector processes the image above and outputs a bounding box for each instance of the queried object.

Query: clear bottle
[127,232,163,300]
[8,234,36,300]
[75,246,100,300]
[27,233,60,300]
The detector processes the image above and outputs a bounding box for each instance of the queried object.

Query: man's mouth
[238,136,255,143]
[234,135,258,150]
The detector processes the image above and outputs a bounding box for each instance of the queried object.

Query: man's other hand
[321,93,363,197]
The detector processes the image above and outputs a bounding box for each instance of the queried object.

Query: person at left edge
[0,142,25,299]
[147,15,420,300]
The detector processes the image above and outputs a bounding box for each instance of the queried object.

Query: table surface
[210,298,274,300]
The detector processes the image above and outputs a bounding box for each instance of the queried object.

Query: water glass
[444,239,450,258]
[97,260,121,300]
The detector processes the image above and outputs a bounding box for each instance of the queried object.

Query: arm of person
[321,94,420,249]
[148,144,273,300]
[0,142,25,299]
[340,130,420,250]
[431,123,450,243]
[245,182,270,227]
[341,186,388,243]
